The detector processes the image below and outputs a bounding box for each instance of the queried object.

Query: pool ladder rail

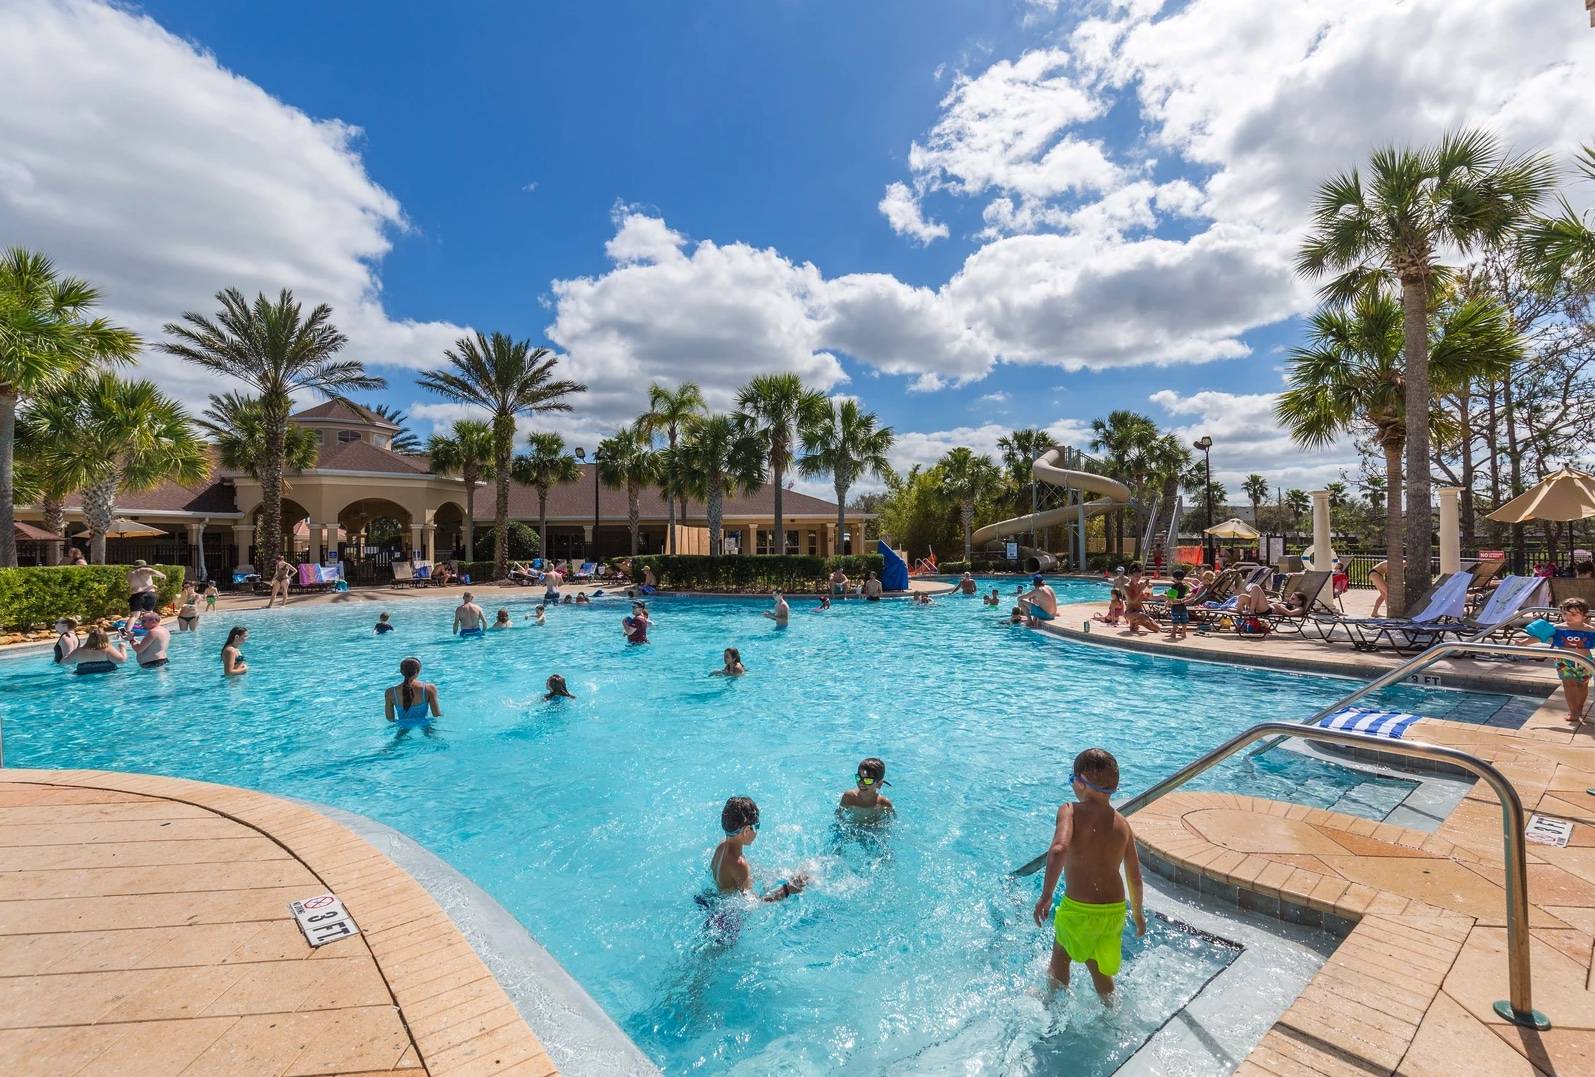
[1011,637,1594,1033]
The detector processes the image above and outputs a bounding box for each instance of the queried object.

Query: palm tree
[735,373,828,552]
[1241,474,1270,527]
[681,415,764,556]
[514,432,582,557]
[1325,482,1349,508]
[1297,130,1552,612]
[17,392,92,564]
[198,392,320,478]
[598,425,660,556]
[1090,410,1164,557]
[1285,489,1311,530]
[47,374,209,563]
[938,447,1002,563]
[370,403,422,453]
[1277,289,1519,613]
[416,332,586,577]
[1520,144,1595,292]
[161,289,382,571]
[426,419,495,561]
[997,427,1058,511]
[798,399,895,554]
[638,382,705,554]
[0,249,139,565]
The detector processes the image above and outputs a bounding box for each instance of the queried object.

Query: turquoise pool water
[1,578,1518,1073]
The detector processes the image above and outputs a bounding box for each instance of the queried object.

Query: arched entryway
[432,501,469,561]
[336,498,415,585]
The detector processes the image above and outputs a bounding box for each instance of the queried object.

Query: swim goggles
[1070,772,1116,795]
[857,774,891,787]
[725,820,760,835]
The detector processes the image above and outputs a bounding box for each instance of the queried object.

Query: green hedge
[0,564,186,631]
[642,554,886,593]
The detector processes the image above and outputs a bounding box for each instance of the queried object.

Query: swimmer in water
[177,583,200,632]
[712,647,745,676]
[763,590,790,626]
[453,592,486,636]
[709,797,806,901]
[128,612,169,668]
[838,757,895,823]
[385,656,441,722]
[491,608,513,630]
[534,604,546,625]
[68,625,126,675]
[815,595,831,611]
[52,617,80,665]
[375,611,394,634]
[984,588,1000,607]
[622,602,650,644]
[575,591,590,605]
[221,625,248,676]
[544,674,574,701]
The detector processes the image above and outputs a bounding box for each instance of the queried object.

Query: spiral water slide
[970,448,1130,571]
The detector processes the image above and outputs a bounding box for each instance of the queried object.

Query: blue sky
[1,0,1590,492]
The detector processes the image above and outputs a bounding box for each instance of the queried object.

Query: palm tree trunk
[1504,371,1526,571]
[667,429,678,555]
[1399,276,1432,616]
[708,482,723,557]
[962,499,974,563]
[42,495,65,565]
[628,481,640,555]
[537,492,549,562]
[0,390,16,567]
[464,477,476,562]
[835,478,847,556]
[1382,437,1406,616]
[1458,382,1476,549]
[772,461,784,554]
[83,475,116,564]
[493,416,512,578]
[259,418,286,571]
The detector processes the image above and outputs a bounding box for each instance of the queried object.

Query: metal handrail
[1011,720,1550,1029]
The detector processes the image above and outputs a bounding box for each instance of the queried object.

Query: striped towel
[1317,706,1424,739]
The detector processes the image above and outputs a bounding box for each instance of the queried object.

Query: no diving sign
[290,893,360,947]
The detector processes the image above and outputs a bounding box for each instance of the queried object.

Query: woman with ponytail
[385,656,441,723]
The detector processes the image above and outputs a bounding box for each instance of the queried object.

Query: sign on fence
[1005,541,1019,560]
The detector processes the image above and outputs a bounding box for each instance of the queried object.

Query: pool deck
[0,770,556,1076]
[1030,588,1594,1073]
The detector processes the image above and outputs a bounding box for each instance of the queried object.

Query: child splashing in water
[1032,748,1145,1002]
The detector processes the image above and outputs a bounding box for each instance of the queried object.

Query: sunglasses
[1070,772,1116,795]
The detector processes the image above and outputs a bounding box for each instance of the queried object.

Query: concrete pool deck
[0,770,556,1076]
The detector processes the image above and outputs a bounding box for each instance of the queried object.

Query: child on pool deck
[838,757,894,823]
[1164,569,1192,641]
[1549,597,1595,725]
[1093,589,1126,626]
[1032,747,1145,1002]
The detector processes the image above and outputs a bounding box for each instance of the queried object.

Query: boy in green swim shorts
[1031,747,1145,1000]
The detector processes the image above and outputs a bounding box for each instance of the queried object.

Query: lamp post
[1194,435,1214,567]
[574,447,604,563]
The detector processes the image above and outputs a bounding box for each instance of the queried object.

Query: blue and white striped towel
[1317,706,1424,739]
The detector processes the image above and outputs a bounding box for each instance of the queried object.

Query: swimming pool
[1,578,1520,1073]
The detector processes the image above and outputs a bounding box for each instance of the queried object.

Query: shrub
[0,564,185,631]
[644,554,886,593]
[454,561,498,583]
[473,522,540,561]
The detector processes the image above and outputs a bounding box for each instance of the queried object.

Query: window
[337,430,361,444]
[806,530,818,555]
[786,529,799,555]
[756,529,774,555]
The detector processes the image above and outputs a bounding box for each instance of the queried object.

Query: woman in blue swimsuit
[385,656,441,724]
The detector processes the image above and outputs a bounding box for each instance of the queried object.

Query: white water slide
[970,448,1130,570]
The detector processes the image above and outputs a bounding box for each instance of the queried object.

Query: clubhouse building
[17,401,867,581]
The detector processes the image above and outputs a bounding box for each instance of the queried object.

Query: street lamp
[1194,435,1214,566]
[573,446,604,563]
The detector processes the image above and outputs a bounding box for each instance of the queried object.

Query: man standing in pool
[1032,748,1145,1002]
[763,589,790,626]
[710,796,806,901]
[453,592,486,636]
[622,601,650,644]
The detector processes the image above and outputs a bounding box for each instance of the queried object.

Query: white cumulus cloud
[878,182,949,245]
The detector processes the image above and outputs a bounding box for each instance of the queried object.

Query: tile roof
[311,439,431,475]
[291,399,395,427]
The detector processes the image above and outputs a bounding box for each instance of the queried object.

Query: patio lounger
[1258,570,1335,635]
[391,562,418,588]
[1430,575,1548,643]
[1315,573,1472,653]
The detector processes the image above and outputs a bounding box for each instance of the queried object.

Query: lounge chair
[573,561,597,580]
[392,562,419,588]
[1434,575,1549,642]
[1462,557,1507,614]
[1311,573,1472,653]
[1257,570,1335,635]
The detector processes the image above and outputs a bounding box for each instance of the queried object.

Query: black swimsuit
[74,660,118,675]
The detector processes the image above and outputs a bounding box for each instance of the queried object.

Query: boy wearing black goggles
[838,757,894,822]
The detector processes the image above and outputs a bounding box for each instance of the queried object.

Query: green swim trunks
[1053,895,1127,975]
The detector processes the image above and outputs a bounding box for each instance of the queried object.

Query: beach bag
[1237,616,1271,636]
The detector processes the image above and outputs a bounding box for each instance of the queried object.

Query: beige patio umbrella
[100,518,168,538]
[1204,517,1260,540]
[1488,465,1595,566]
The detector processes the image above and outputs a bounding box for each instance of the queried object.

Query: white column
[1309,490,1334,567]
[1437,486,1462,574]
[409,524,424,560]
[424,524,437,564]
[232,524,254,567]
[306,520,322,564]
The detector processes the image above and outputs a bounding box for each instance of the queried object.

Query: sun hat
[133,559,147,567]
